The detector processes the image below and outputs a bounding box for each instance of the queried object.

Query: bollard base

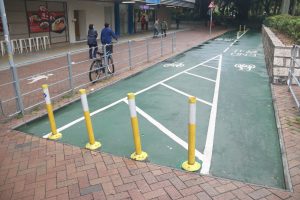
[48,132,62,140]
[181,161,201,172]
[130,151,148,161]
[86,141,101,150]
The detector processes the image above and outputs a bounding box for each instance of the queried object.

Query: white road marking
[223,47,230,53]
[43,98,126,138]
[200,54,222,174]
[163,62,185,68]
[201,64,218,70]
[160,83,213,107]
[43,55,220,137]
[234,64,256,71]
[27,74,53,84]
[184,72,216,83]
[123,99,205,161]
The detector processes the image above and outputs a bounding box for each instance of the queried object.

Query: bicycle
[89,44,115,83]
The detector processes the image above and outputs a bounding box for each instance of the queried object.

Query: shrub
[264,14,300,44]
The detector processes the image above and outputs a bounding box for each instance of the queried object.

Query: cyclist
[100,22,118,55]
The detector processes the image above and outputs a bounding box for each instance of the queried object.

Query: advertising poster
[28,5,66,33]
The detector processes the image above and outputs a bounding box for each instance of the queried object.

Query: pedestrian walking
[153,19,159,38]
[87,24,98,59]
[145,13,149,30]
[176,16,180,29]
[161,19,168,37]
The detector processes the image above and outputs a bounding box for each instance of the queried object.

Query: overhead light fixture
[122,0,135,3]
[166,5,176,8]
[146,3,157,6]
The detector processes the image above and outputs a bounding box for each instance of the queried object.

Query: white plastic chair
[35,37,43,51]
[11,39,20,54]
[43,36,50,49]
[0,41,5,56]
[27,38,37,52]
[19,39,28,54]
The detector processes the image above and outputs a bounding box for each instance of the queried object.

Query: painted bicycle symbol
[163,62,184,68]
[234,64,256,71]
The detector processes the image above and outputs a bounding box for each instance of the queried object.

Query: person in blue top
[100,22,117,55]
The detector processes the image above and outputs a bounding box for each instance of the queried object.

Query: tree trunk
[291,0,297,15]
[280,0,291,14]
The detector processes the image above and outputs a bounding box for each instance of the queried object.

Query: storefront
[134,4,156,33]
[1,0,194,44]
[1,0,115,44]
[0,0,69,44]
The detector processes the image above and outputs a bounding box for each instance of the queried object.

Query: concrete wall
[262,25,300,84]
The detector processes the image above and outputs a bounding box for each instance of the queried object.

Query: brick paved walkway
[1,30,300,200]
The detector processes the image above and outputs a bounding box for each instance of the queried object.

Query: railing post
[174,32,176,52]
[146,38,149,62]
[103,44,108,77]
[0,0,24,115]
[128,40,132,69]
[160,35,163,56]
[0,99,3,117]
[288,45,296,88]
[67,52,74,92]
[172,32,175,53]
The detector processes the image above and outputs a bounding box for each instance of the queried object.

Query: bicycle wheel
[89,60,103,82]
[107,56,115,74]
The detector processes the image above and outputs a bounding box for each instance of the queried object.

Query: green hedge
[264,14,300,44]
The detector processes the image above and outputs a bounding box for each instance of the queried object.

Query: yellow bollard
[42,84,62,140]
[182,96,201,172]
[127,93,148,161]
[79,89,101,150]
[239,25,242,32]
[244,25,246,33]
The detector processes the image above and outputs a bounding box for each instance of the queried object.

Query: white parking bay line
[43,98,126,138]
[184,72,216,83]
[160,83,213,107]
[201,54,222,174]
[43,55,221,138]
[201,64,218,70]
[123,99,205,161]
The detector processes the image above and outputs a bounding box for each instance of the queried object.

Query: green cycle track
[17,30,286,189]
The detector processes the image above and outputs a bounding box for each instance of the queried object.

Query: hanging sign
[146,0,160,4]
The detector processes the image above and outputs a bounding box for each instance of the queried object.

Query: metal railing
[0,32,177,119]
[288,45,300,110]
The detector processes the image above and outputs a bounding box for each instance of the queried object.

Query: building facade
[0,0,195,44]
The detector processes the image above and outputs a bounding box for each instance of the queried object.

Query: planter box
[262,26,300,84]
